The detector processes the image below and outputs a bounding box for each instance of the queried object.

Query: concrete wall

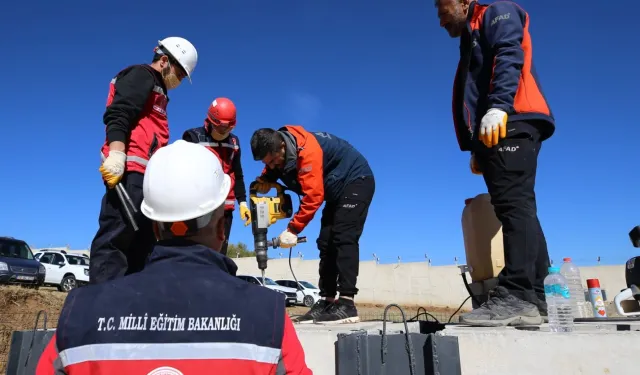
[234,257,627,309]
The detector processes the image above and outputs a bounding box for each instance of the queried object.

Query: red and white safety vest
[100,65,169,175]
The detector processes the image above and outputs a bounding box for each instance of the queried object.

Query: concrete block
[295,321,640,375]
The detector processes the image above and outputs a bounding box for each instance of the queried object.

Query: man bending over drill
[36,140,311,374]
[250,126,375,324]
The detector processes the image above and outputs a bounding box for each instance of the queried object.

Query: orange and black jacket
[452,0,555,151]
[260,125,373,234]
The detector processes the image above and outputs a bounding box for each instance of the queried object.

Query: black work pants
[474,121,550,304]
[316,176,375,298]
[220,210,233,256]
[89,172,156,284]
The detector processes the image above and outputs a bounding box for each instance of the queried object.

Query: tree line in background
[226,242,256,258]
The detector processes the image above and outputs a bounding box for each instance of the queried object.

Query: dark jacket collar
[278,129,299,172]
[147,239,238,276]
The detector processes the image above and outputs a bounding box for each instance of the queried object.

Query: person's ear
[216,216,226,242]
[160,55,169,69]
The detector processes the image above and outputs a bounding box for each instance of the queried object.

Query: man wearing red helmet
[183,98,251,255]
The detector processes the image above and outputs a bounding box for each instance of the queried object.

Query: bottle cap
[548,266,560,273]
[563,257,571,262]
[464,198,473,205]
[587,279,600,288]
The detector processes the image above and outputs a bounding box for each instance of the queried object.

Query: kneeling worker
[36,140,312,374]
[183,97,251,256]
[250,126,375,324]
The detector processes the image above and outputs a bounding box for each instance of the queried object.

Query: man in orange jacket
[437,0,555,327]
[251,126,375,324]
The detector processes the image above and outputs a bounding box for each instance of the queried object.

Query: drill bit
[261,269,266,287]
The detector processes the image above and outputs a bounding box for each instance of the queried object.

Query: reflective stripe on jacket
[183,127,241,210]
[35,240,312,374]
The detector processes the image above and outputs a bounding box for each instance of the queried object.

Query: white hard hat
[141,140,230,223]
[157,37,198,82]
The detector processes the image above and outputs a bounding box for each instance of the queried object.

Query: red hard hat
[207,97,237,128]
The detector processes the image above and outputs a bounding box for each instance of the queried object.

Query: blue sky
[1,0,636,266]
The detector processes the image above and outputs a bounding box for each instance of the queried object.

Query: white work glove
[479,108,508,147]
[278,229,298,248]
[99,151,127,189]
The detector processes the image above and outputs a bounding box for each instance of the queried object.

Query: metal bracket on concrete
[335,304,462,375]
[6,310,55,375]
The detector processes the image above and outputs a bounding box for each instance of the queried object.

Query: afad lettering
[491,13,510,26]
[498,145,519,152]
[97,313,241,332]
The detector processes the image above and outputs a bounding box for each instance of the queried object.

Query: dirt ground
[0,286,68,373]
[0,286,463,373]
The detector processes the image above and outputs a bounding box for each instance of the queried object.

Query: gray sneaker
[293,299,333,324]
[459,286,543,327]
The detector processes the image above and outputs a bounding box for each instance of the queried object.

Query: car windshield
[264,277,278,286]
[66,255,89,266]
[299,281,318,289]
[0,240,35,260]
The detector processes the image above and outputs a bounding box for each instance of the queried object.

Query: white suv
[236,275,298,306]
[275,279,321,307]
[34,250,89,292]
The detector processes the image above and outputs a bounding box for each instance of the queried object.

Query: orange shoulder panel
[513,17,551,116]
[285,126,325,234]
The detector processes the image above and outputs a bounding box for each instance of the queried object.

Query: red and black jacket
[100,64,170,174]
[183,126,247,211]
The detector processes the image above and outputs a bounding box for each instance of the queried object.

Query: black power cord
[405,295,472,325]
[283,189,307,320]
[287,247,306,319]
[447,296,471,323]
[407,307,441,323]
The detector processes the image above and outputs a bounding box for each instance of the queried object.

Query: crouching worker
[36,140,312,374]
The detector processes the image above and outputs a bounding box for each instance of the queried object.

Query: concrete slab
[294,320,640,375]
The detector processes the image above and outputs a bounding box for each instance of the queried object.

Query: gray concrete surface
[295,320,640,375]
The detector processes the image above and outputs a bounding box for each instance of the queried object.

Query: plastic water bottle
[544,267,574,333]
[560,257,587,318]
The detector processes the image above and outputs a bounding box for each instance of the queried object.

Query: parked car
[33,250,89,292]
[275,279,321,307]
[236,274,298,306]
[0,237,45,288]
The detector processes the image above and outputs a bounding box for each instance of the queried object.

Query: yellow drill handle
[249,181,284,195]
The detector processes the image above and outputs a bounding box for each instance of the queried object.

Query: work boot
[459,286,543,327]
[313,298,360,324]
[293,299,333,324]
[536,295,549,323]
[534,292,549,322]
